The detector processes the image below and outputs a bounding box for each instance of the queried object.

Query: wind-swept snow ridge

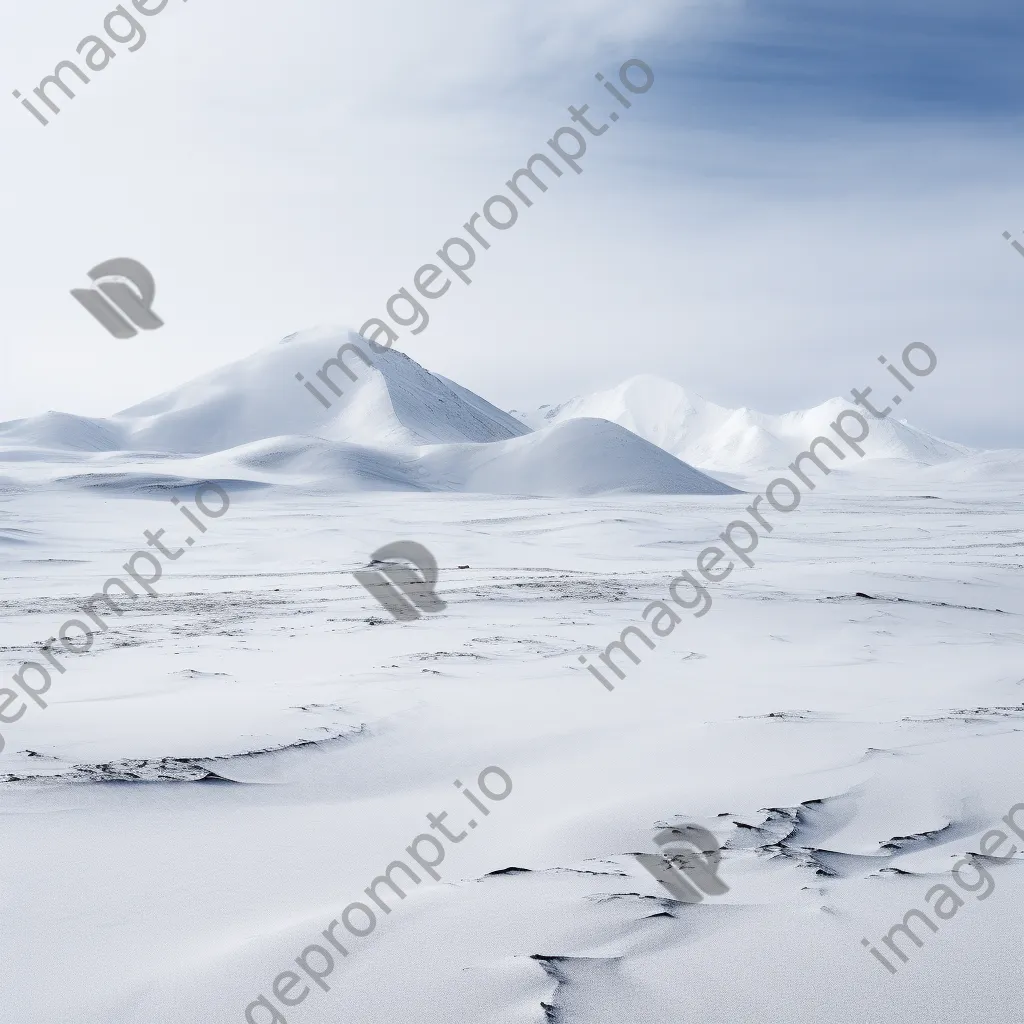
[513,374,973,472]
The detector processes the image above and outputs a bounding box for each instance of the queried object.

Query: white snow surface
[1,484,1023,1024]
[511,373,974,472]
[2,331,1024,1024]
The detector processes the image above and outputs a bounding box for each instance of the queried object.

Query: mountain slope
[411,418,740,496]
[113,327,529,454]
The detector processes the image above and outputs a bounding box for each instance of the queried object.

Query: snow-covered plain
[2,330,1023,1023]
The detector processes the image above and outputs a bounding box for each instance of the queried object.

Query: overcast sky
[1,0,1022,446]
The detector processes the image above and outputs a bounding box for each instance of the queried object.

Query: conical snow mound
[113,327,528,454]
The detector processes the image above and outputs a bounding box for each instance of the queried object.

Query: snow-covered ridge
[511,373,973,472]
[0,329,737,497]
[2,333,1009,497]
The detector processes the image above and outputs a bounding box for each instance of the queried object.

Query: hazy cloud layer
[1,0,1020,446]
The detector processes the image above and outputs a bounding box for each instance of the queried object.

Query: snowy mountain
[112,328,529,453]
[0,330,737,497]
[511,374,973,472]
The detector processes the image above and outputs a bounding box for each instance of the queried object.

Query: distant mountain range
[509,374,972,473]
[0,329,1016,498]
[0,329,735,497]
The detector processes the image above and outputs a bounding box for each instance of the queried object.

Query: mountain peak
[109,327,528,454]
